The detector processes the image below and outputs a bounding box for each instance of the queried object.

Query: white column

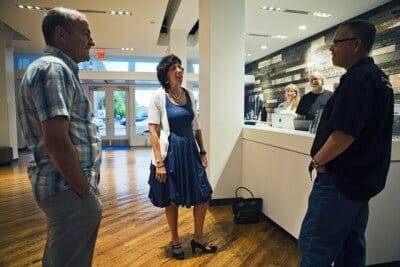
[169,29,187,88]
[129,85,135,146]
[199,0,245,198]
[0,25,18,159]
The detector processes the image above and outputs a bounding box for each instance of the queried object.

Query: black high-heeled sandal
[171,243,185,260]
[191,239,217,254]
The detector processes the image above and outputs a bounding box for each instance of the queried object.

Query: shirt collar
[348,57,374,71]
[43,45,79,76]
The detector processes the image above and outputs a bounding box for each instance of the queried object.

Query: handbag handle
[235,186,255,199]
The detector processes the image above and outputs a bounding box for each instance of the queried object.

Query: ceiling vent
[78,9,107,14]
[284,9,310,15]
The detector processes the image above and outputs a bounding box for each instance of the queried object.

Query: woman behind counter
[148,54,217,260]
[277,83,300,115]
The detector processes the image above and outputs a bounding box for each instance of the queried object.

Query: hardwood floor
[0,148,300,266]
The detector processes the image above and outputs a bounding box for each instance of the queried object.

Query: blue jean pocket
[315,174,339,200]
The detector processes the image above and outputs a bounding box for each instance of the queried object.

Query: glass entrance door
[92,89,107,138]
[90,86,130,146]
[111,89,128,141]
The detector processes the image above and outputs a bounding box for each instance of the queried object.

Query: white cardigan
[148,87,201,165]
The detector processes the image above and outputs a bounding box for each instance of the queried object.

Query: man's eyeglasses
[332,37,358,45]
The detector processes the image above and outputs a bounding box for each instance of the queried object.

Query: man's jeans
[37,189,103,267]
[298,172,369,267]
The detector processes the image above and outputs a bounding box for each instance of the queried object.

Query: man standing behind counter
[296,71,333,120]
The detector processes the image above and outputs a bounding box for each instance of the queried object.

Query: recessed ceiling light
[299,25,307,30]
[17,4,45,11]
[271,35,287,39]
[110,10,131,16]
[260,6,281,12]
[311,11,332,18]
[261,45,267,50]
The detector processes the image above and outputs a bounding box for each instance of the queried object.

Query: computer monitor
[271,113,295,129]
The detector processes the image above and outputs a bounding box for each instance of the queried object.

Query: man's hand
[316,165,326,173]
[75,183,89,198]
[42,116,89,199]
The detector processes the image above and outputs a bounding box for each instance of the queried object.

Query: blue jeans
[298,172,369,267]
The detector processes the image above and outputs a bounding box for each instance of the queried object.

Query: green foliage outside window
[113,91,126,118]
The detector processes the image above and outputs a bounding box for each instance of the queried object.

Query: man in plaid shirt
[18,7,102,267]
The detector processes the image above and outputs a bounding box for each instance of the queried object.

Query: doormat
[102,146,130,151]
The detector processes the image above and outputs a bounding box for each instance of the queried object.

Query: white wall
[199,0,245,198]
[0,24,18,159]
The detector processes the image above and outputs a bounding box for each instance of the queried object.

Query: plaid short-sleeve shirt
[18,46,102,200]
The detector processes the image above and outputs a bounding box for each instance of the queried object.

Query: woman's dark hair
[157,54,182,90]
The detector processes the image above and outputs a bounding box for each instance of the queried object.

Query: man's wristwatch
[199,151,207,155]
[308,159,321,180]
[311,159,320,168]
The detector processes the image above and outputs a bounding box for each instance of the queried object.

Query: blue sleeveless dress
[148,90,213,208]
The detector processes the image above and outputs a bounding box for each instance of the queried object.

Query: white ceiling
[0,0,393,62]
[0,0,170,57]
[244,0,392,63]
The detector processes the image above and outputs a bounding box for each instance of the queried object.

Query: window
[186,59,199,73]
[193,64,199,74]
[79,56,134,72]
[14,53,40,70]
[135,82,159,134]
[103,61,129,72]
[135,62,158,72]
[192,83,200,113]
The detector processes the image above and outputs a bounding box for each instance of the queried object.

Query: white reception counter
[242,125,400,265]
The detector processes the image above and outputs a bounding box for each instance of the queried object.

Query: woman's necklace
[168,87,186,105]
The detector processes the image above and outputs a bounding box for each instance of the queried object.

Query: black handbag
[232,187,263,224]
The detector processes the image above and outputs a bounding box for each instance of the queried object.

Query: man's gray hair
[42,7,85,45]
[310,71,325,85]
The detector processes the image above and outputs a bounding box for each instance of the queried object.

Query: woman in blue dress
[148,54,217,259]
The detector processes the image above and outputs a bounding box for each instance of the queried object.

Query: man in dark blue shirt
[298,20,394,267]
